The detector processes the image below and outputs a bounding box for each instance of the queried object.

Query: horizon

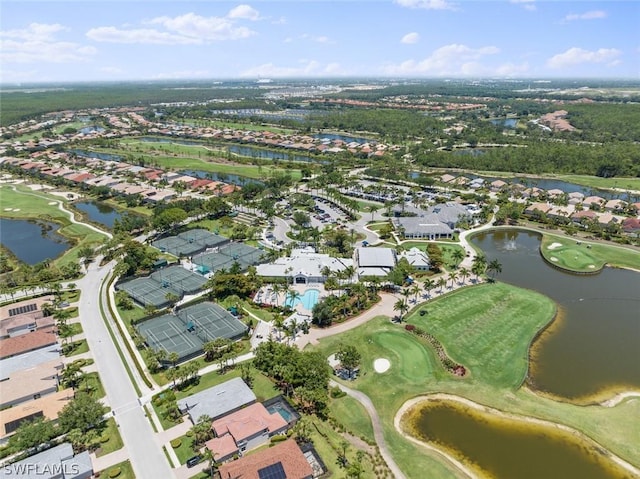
[2,1,638,84]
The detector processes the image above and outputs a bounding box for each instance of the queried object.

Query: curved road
[331,380,407,479]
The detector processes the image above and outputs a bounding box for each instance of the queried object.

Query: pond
[180,169,263,187]
[0,218,70,265]
[489,118,518,128]
[79,125,105,135]
[405,398,635,479]
[69,149,123,162]
[73,201,123,229]
[313,133,372,144]
[471,229,640,401]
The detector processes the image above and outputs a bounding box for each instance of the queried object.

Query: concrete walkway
[331,380,406,479]
[90,446,130,473]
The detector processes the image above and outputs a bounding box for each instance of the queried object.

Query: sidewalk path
[331,380,406,479]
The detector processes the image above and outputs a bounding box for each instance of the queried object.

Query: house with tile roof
[208,402,288,457]
[218,439,313,479]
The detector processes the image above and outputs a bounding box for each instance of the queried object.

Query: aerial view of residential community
[0,1,639,478]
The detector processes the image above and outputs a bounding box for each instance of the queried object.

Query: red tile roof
[218,439,313,479]
[0,328,57,359]
[204,435,238,461]
[212,403,287,443]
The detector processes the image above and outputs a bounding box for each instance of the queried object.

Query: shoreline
[394,393,640,479]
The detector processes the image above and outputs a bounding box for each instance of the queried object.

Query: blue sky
[1,1,638,83]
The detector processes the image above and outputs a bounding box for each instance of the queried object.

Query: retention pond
[0,218,70,264]
[403,397,636,479]
[471,229,640,401]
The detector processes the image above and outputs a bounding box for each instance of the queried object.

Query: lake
[471,229,640,401]
[405,398,635,479]
[180,169,263,187]
[489,118,518,128]
[0,218,70,265]
[69,149,123,162]
[74,201,123,229]
[313,133,372,144]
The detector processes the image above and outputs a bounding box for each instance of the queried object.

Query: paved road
[331,381,407,479]
[77,260,174,479]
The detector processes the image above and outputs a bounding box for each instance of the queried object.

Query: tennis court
[136,301,247,362]
[116,265,207,308]
[137,313,203,361]
[178,302,247,343]
[192,251,236,274]
[177,229,229,249]
[153,236,205,257]
[150,265,207,294]
[192,243,265,274]
[116,277,182,309]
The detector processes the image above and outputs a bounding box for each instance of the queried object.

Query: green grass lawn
[329,395,375,445]
[556,174,640,192]
[307,282,640,478]
[172,434,197,464]
[61,290,81,303]
[101,460,135,479]
[401,242,466,269]
[540,234,640,272]
[63,339,89,356]
[91,145,302,180]
[96,418,124,457]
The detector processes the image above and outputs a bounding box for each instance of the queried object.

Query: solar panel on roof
[8,303,37,317]
[258,462,286,479]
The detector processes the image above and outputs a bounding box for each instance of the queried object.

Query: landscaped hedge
[406,325,466,376]
[108,467,121,478]
[170,438,182,449]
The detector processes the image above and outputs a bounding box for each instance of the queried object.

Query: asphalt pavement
[77,259,175,479]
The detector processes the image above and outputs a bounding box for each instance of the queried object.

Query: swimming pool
[266,402,295,423]
[285,288,320,310]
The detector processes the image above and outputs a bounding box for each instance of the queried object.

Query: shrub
[270,435,287,444]
[170,438,182,449]
[405,324,416,331]
[108,467,121,478]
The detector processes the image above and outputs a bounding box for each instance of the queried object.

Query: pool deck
[254,283,328,313]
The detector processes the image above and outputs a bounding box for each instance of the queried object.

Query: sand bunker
[48,201,57,205]
[588,265,595,269]
[547,242,563,250]
[550,257,558,262]
[3,208,12,211]
[327,354,340,369]
[12,209,20,212]
[374,358,391,373]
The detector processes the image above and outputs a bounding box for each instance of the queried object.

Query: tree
[169,351,180,368]
[312,298,334,327]
[58,393,107,433]
[7,417,56,452]
[393,298,409,322]
[487,258,503,281]
[201,448,220,478]
[423,278,434,298]
[437,276,447,293]
[152,207,187,233]
[451,248,465,267]
[191,414,213,448]
[335,344,361,377]
[459,267,470,285]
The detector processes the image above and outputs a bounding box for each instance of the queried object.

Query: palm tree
[472,254,487,281]
[487,259,503,281]
[393,299,409,322]
[285,289,301,309]
[448,271,458,289]
[423,278,434,298]
[410,283,421,303]
[452,248,465,267]
[201,448,219,478]
[459,267,470,285]
[437,276,447,293]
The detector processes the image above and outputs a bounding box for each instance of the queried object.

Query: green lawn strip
[101,460,135,479]
[61,322,83,338]
[308,286,640,478]
[61,290,81,303]
[328,395,375,445]
[171,434,197,464]
[79,371,106,399]
[64,339,89,356]
[101,274,147,394]
[103,199,153,217]
[306,416,379,478]
[540,234,640,272]
[90,146,301,180]
[556,174,640,193]
[96,417,124,457]
[117,304,147,326]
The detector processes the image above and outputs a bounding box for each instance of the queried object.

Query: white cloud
[382,43,501,76]
[240,60,346,78]
[227,4,260,21]
[86,27,200,45]
[149,12,255,41]
[510,0,536,11]
[401,32,420,44]
[564,10,607,21]
[299,34,333,44]
[0,23,96,64]
[88,11,256,45]
[395,0,456,11]
[0,69,39,83]
[547,47,621,69]
[272,17,287,25]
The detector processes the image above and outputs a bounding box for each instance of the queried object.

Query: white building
[256,248,352,284]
